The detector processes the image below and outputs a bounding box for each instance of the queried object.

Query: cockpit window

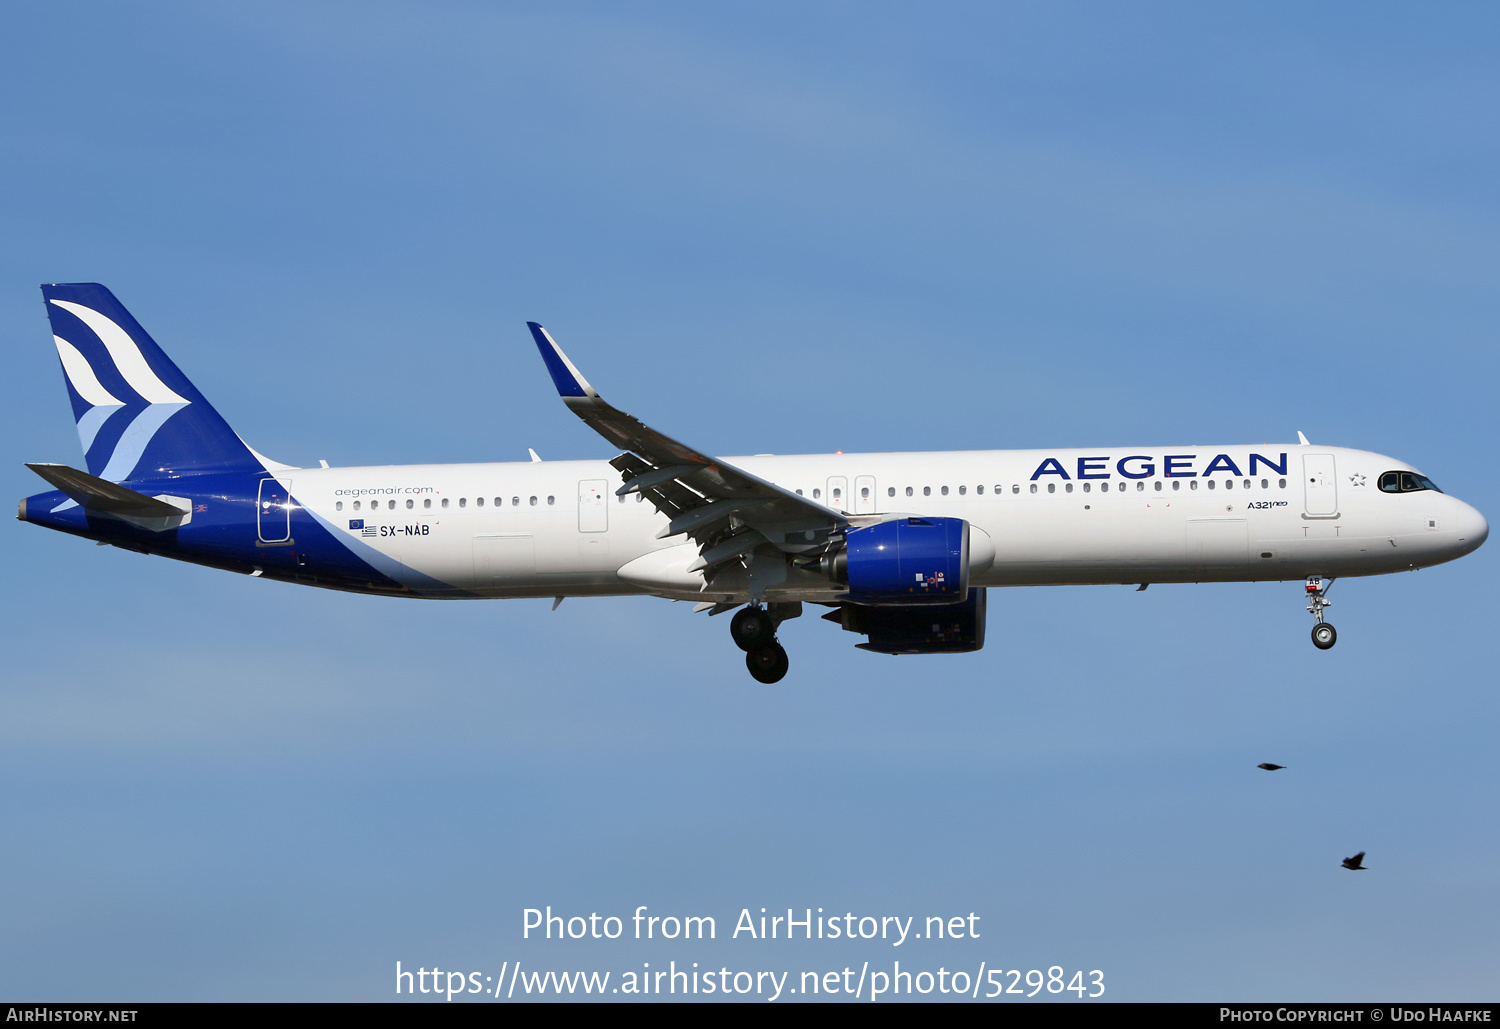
[1379,471,1442,494]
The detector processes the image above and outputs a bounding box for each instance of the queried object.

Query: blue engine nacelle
[820,516,970,605]
[824,588,987,654]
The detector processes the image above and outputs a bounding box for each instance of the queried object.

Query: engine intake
[820,516,969,605]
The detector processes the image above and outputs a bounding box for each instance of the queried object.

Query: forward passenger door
[1303,455,1339,517]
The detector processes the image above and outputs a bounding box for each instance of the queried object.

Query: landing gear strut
[1306,577,1337,650]
[730,603,797,683]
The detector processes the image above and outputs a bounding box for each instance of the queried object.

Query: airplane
[18,283,1489,683]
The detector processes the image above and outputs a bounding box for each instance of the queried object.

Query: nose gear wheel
[1305,577,1337,650]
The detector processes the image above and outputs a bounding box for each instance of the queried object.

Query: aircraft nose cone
[1454,500,1488,553]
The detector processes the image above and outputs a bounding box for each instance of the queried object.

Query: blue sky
[3,1,1498,1001]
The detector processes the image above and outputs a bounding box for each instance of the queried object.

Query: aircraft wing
[528,322,847,566]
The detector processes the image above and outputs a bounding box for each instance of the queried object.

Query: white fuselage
[288,444,1489,601]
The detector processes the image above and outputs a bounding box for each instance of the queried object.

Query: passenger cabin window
[459,498,467,508]
[425,498,433,509]
[547,496,555,505]
[887,487,895,497]
[1047,483,1056,494]
[1082,483,1090,493]
[1380,471,1442,493]
[442,498,450,508]
[512,497,520,506]
[923,487,931,497]
[832,488,842,501]
[407,498,414,509]
[1013,485,1020,495]
[1064,483,1073,494]
[940,486,949,496]
[860,487,870,499]
[529,496,537,506]
[813,489,821,499]
[336,501,343,511]
[1029,484,1037,494]
[388,500,396,509]
[958,486,966,495]
[477,497,484,507]
[906,487,914,497]
[976,485,984,494]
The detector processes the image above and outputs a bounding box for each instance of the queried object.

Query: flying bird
[1341,852,1367,870]
[1257,763,1285,771]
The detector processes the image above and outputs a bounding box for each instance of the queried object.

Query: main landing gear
[745,641,790,683]
[1306,576,1337,650]
[730,604,791,683]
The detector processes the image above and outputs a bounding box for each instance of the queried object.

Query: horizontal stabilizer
[26,462,187,518]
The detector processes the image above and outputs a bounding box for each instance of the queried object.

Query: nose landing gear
[729,603,797,683]
[1306,577,1337,650]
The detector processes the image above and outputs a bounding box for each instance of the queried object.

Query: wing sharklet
[527,322,598,398]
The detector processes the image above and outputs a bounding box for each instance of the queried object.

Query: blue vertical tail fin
[41,283,265,481]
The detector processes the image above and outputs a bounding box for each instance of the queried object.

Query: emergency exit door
[826,476,848,512]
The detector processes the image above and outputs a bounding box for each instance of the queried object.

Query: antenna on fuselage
[1296,431,1311,446]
